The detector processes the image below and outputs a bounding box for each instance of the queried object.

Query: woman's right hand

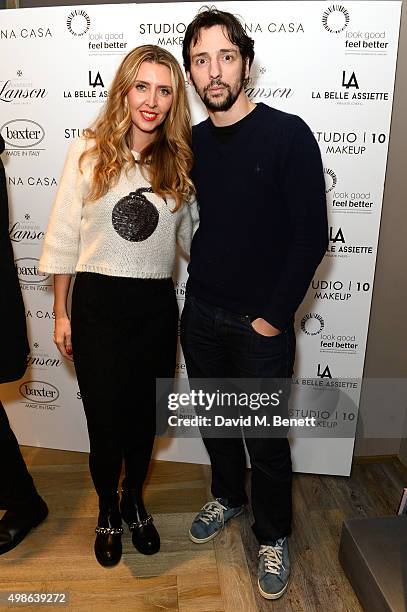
[54,316,73,361]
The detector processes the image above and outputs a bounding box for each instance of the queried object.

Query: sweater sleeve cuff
[38,256,76,275]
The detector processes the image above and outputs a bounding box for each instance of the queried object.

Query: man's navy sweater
[187,102,328,331]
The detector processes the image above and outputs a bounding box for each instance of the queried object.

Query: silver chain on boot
[128,515,153,531]
[95,526,123,535]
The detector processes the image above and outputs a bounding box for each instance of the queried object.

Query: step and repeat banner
[0,1,401,475]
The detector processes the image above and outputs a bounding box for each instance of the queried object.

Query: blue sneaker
[189,498,244,543]
[258,537,290,599]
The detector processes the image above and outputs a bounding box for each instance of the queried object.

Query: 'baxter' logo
[67,9,90,36]
[322,5,350,34]
[301,313,325,336]
[15,257,50,285]
[1,119,44,149]
[19,380,59,403]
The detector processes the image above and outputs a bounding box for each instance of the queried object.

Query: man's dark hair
[182,6,255,73]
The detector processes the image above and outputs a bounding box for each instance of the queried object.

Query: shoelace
[259,539,286,574]
[197,500,227,526]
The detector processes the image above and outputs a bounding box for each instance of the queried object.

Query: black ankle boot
[94,494,122,567]
[0,495,48,556]
[120,485,160,555]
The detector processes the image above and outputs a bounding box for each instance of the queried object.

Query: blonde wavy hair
[80,45,194,211]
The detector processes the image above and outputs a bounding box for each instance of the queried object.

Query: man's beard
[193,66,246,112]
[202,79,243,112]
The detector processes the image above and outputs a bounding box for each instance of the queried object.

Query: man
[180,8,328,600]
[0,134,48,555]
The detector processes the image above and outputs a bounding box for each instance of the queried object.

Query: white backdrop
[0,1,401,475]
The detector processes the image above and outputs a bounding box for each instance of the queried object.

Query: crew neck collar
[209,103,260,134]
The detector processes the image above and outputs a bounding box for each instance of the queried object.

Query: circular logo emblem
[324,168,337,194]
[322,5,350,34]
[112,187,159,242]
[301,313,325,336]
[67,9,91,37]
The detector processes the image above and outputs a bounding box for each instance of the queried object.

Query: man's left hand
[251,318,281,337]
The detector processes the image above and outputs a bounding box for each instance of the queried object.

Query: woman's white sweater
[39,137,198,278]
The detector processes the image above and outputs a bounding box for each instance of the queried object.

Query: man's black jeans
[180,294,295,543]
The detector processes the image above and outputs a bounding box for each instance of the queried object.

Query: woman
[39,45,197,567]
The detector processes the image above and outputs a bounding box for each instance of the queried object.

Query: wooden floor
[0,448,406,611]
